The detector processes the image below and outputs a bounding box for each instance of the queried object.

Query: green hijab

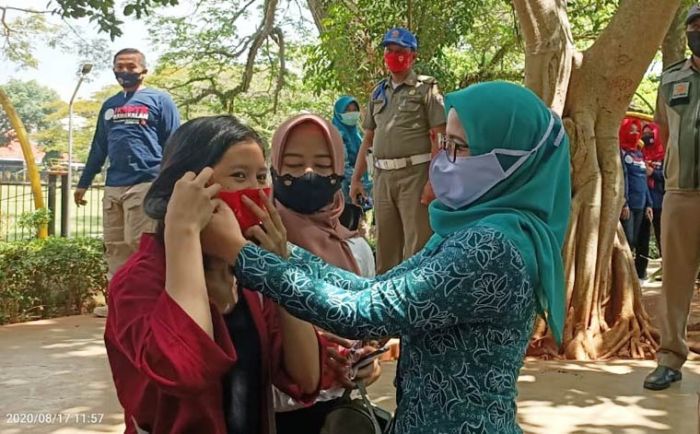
[427,81,571,345]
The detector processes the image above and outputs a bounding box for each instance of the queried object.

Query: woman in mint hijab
[333,95,373,208]
[216,81,571,433]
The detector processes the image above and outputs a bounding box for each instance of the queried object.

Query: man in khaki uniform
[643,5,700,391]
[350,27,446,273]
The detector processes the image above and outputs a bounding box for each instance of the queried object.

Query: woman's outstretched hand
[243,190,289,259]
[201,198,248,265]
[320,332,383,389]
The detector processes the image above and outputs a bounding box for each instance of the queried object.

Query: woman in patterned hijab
[214,82,572,433]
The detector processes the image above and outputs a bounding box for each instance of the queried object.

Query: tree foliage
[303,0,633,102]
[147,0,336,140]
[0,10,112,70]
[2,0,673,155]
[149,51,336,141]
[1,0,180,40]
[567,0,619,48]
[0,12,52,68]
[0,80,62,145]
[0,0,170,69]
[34,85,122,161]
[304,0,482,98]
[148,0,280,114]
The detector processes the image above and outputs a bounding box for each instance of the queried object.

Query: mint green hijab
[427,81,571,345]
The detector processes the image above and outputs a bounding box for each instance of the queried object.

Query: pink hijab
[271,114,361,275]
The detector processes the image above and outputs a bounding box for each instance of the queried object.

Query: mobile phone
[351,346,389,370]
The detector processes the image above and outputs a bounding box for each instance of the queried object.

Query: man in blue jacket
[75,48,180,316]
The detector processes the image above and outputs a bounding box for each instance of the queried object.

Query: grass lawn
[0,183,104,241]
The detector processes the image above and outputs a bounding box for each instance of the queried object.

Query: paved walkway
[1,313,698,434]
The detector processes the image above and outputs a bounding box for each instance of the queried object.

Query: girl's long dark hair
[144,115,265,221]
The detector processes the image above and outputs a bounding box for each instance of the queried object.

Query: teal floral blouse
[234,226,536,434]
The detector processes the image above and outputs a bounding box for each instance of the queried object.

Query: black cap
[686,4,700,25]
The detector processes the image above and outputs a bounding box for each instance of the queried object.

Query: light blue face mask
[430,110,564,210]
[340,112,360,126]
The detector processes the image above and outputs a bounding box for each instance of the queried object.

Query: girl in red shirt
[104,115,322,434]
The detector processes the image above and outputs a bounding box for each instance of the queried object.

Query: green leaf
[0,237,107,324]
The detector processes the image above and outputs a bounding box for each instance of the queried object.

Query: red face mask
[384,51,413,73]
[218,187,272,232]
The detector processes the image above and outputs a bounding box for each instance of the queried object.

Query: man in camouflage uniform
[350,27,446,273]
[644,4,700,391]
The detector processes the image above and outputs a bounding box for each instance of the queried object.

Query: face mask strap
[501,112,556,177]
[553,120,565,148]
[489,112,556,158]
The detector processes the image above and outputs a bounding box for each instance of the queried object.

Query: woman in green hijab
[206,81,571,433]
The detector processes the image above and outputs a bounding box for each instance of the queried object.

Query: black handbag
[320,381,393,434]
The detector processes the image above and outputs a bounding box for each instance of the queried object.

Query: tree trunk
[306,0,328,34]
[663,1,690,69]
[514,0,681,359]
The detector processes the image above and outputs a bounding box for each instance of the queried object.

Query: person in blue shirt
[619,120,653,273]
[333,96,373,207]
[333,96,374,233]
[74,48,180,317]
[635,123,665,280]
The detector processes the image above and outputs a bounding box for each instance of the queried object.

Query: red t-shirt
[104,234,321,434]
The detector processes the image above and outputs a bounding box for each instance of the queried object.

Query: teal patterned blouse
[234,226,536,434]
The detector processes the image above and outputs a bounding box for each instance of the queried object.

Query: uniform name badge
[670,81,691,106]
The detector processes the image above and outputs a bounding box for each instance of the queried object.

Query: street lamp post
[67,63,92,237]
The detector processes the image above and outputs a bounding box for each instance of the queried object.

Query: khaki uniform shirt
[362,71,446,160]
[656,58,700,191]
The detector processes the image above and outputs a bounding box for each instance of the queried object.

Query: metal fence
[0,175,104,241]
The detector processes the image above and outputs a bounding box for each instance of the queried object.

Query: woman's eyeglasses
[438,133,469,163]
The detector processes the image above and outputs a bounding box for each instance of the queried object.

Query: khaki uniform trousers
[103,182,157,279]
[656,190,700,369]
[373,163,433,274]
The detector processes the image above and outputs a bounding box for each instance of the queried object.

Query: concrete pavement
[1,314,699,434]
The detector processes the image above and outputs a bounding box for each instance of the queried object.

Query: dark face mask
[114,71,143,88]
[688,31,700,57]
[272,170,343,214]
[642,133,654,146]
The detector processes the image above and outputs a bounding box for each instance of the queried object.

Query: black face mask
[272,170,343,214]
[688,31,700,57]
[642,133,654,146]
[114,71,143,88]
